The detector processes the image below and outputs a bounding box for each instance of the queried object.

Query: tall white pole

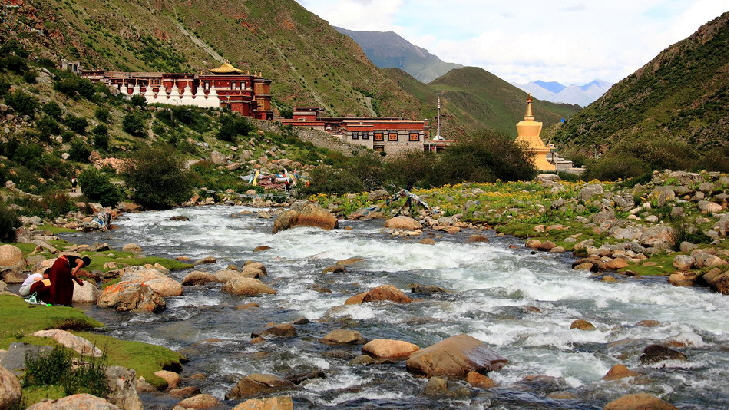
[436,96,441,139]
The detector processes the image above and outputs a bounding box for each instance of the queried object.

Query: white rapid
[71,206,729,409]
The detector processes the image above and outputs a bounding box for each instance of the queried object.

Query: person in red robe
[48,255,91,306]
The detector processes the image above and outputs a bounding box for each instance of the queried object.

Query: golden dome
[210,63,244,74]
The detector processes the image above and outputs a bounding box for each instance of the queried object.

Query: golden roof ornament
[210,63,244,74]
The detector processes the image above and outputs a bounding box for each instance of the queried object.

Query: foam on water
[83,206,729,408]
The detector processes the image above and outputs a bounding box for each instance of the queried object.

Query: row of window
[351,132,420,142]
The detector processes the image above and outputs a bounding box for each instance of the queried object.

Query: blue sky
[297,0,728,85]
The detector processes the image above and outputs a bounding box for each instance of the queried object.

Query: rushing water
[65,206,729,409]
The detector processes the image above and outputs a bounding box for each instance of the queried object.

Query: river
[64,205,729,409]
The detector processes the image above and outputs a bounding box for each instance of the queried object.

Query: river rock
[640,345,687,364]
[253,245,271,252]
[0,244,23,269]
[272,202,338,233]
[362,339,419,360]
[222,278,276,296]
[693,252,727,268]
[169,386,200,398]
[579,184,603,201]
[121,268,183,297]
[419,238,436,245]
[252,323,297,339]
[467,234,489,243]
[698,200,723,214]
[361,285,412,304]
[0,364,21,409]
[602,364,639,380]
[226,374,295,400]
[605,258,629,270]
[106,366,142,410]
[467,371,496,389]
[668,272,696,287]
[406,334,507,378]
[182,271,219,286]
[604,393,677,410]
[320,329,366,345]
[32,329,102,357]
[122,243,142,253]
[570,319,595,330]
[233,396,294,410]
[673,255,694,271]
[176,394,218,409]
[26,394,120,409]
[97,281,166,312]
[411,284,447,294]
[154,370,180,389]
[72,280,100,303]
[385,216,422,231]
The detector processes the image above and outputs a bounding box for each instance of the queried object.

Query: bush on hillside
[584,153,650,181]
[123,145,193,209]
[155,106,210,132]
[23,70,37,84]
[24,345,109,398]
[53,73,95,99]
[92,124,109,150]
[0,78,10,96]
[61,130,75,143]
[42,101,63,119]
[302,166,364,195]
[217,114,254,141]
[385,150,439,190]
[0,204,19,242]
[122,111,147,137]
[63,114,88,134]
[130,94,147,107]
[5,90,38,116]
[94,107,110,123]
[38,116,61,139]
[69,138,91,162]
[78,168,123,207]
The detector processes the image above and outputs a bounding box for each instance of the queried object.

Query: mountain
[3,0,427,118]
[516,80,612,106]
[552,11,729,153]
[336,27,462,83]
[385,67,581,138]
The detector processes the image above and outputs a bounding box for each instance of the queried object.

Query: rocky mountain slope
[2,0,427,118]
[336,27,462,83]
[552,11,729,154]
[386,67,580,137]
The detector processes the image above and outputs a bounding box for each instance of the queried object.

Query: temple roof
[209,63,244,74]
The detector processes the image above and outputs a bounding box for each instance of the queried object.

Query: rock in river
[344,285,412,304]
[222,278,276,297]
[604,393,677,410]
[320,329,366,345]
[384,216,422,231]
[272,202,338,233]
[225,374,295,400]
[406,334,507,378]
[26,394,120,409]
[233,396,293,410]
[362,339,420,360]
[639,345,687,364]
[97,281,166,312]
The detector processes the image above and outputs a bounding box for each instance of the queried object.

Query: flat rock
[570,319,595,330]
[222,278,276,296]
[122,243,142,253]
[406,334,507,378]
[320,329,366,345]
[272,202,338,233]
[97,281,166,312]
[362,339,419,360]
[361,285,412,304]
[32,329,102,357]
[467,371,496,389]
[154,370,180,389]
[226,374,295,400]
[233,396,293,410]
[384,216,421,230]
[252,323,297,339]
[177,394,219,409]
[26,393,120,409]
[604,393,677,410]
[72,280,100,303]
[639,345,687,364]
[182,271,219,286]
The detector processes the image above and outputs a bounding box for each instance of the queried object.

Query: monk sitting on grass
[48,255,91,306]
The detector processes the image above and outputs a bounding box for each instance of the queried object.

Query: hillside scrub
[78,168,123,207]
[123,145,193,209]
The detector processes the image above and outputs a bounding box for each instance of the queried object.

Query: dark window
[388,133,398,141]
[362,132,369,140]
[374,132,384,141]
[352,132,359,140]
[409,133,420,141]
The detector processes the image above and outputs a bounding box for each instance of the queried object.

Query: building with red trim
[80,63,272,120]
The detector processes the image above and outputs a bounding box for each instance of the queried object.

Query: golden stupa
[209,62,244,74]
[515,95,555,171]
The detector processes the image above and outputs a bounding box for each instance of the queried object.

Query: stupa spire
[524,94,534,121]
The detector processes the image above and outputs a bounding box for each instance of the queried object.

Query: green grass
[80,250,193,272]
[0,295,182,390]
[22,385,66,407]
[619,253,678,277]
[37,224,76,234]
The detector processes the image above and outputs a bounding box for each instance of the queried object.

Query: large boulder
[182,271,219,286]
[345,285,411,304]
[0,244,23,269]
[406,334,507,378]
[579,184,603,201]
[121,267,182,297]
[384,216,422,231]
[106,366,142,410]
[177,394,219,409]
[222,278,276,296]
[72,280,100,304]
[97,282,166,312]
[320,329,366,345]
[0,364,21,409]
[272,202,338,233]
[363,339,420,360]
[26,394,120,409]
[639,345,687,364]
[604,393,677,410]
[225,374,295,400]
[32,329,102,357]
[154,370,180,389]
[602,364,639,381]
[233,396,293,410]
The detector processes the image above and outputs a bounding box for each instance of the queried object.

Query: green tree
[130,94,147,107]
[94,107,110,123]
[92,124,109,150]
[42,101,63,120]
[122,111,147,137]
[217,114,254,141]
[5,90,38,116]
[123,145,193,209]
[69,138,91,162]
[64,114,88,134]
[78,168,123,207]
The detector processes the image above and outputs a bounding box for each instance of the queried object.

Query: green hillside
[552,11,729,154]
[3,0,426,118]
[387,67,580,138]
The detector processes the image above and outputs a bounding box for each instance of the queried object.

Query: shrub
[584,153,650,181]
[69,138,91,162]
[63,114,88,134]
[23,70,37,84]
[156,106,210,132]
[123,145,193,209]
[92,124,109,150]
[23,346,109,398]
[217,114,254,141]
[0,204,19,242]
[0,78,10,96]
[40,192,74,216]
[130,94,147,107]
[5,90,38,116]
[3,54,27,73]
[94,107,110,123]
[53,73,95,99]
[24,346,71,386]
[42,101,63,119]
[302,166,364,195]
[78,168,123,207]
[122,111,147,137]
[37,116,61,138]
[385,150,439,189]
[61,130,75,143]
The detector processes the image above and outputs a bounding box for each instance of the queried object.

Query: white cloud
[297,0,728,84]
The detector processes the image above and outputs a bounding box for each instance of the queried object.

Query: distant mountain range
[335,27,463,83]
[515,80,612,106]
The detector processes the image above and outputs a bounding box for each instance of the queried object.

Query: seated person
[19,269,49,296]
[28,269,52,304]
